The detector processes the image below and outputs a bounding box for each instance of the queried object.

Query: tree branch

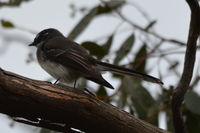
[99,0,186,46]
[13,118,71,133]
[0,68,168,133]
[171,0,200,133]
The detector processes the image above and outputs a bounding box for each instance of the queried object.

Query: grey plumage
[29,28,163,89]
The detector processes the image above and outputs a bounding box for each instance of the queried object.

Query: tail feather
[96,61,163,85]
[86,75,114,89]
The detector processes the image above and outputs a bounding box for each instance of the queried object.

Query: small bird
[29,28,163,89]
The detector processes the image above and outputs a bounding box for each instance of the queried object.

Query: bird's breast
[36,49,79,83]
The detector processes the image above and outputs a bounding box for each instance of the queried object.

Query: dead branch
[0,68,168,133]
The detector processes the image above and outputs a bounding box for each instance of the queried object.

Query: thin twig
[99,0,186,46]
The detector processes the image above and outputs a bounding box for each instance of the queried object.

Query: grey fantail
[29,28,163,89]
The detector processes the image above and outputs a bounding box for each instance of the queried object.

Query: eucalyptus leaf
[67,7,98,40]
[120,76,155,121]
[185,91,200,115]
[97,86,107,96]
[166,111,174,132]
[81,41,106,58]
[185,110,200,133]
[0,0,30,8]
[102,35,113,55]
[96,86,109,102]
[132,44,147,72]
[114,34,135,65]
[1,19,15,28]
[68,1,124,40]
[40,128,52,133]
[105,0,126,9]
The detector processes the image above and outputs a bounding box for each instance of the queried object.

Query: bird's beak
[29,42,34,46]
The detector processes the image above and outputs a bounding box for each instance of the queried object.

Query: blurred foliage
[40,128,52,133]
[0,0,31,8]
[67,0,125,40]
[132,44,147,72]
[121,76,158,125]
[81,41,107,59]
[1,19,15,28]
[114,34,135,65]
[0,0,200,133]
[184,110,200,133]
[185,91,200,115]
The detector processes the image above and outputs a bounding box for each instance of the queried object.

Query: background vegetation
[0,0,200,133]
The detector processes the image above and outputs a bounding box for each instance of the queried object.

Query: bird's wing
[45,48,94,75]
[40,37,93,74]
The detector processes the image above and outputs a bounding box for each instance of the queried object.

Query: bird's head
[29,28,63,47]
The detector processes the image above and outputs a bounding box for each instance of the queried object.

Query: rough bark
[171,0,200,133]
[0,69,168,133]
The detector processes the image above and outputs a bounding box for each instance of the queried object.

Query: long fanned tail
[96,61,163,85]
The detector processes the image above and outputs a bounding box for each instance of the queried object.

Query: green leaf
[97,0,125,15]
[67,1,124,40]
[1,19,15,28]
[121,76,155,121]
[97,86,107,96]
[114,34,135,65]
[185,110,200,133]
[105,0,126,9]
[132,44,147,72]
[166,110,174,132]
[67,7,98,40]
[185,91,200,115]
[40,128,52,133]
[102,35,113,55]
[117,92,128,109]
[0,0,31,8]
[96,86,109,102]
[81,41,106,58]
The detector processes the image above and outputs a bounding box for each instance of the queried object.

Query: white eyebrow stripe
[44,32,49,36]
[35,32,49,40]
[35,33,40,40]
